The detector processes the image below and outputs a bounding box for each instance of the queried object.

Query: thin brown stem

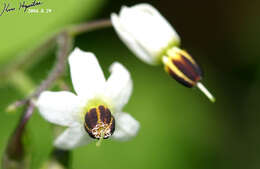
[67,19,112,36]
[6,19,112,110]
[6,32,72,110]
[32,31,73,98]
[0,19,112,82]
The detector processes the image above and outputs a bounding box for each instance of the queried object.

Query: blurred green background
[1,0,260,169]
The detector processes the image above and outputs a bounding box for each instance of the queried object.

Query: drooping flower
[111,3,215,102]
[36,48,140,150]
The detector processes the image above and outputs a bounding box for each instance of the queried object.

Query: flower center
[84,105,115,139]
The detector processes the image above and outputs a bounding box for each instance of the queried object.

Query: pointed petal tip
[74,47,81,51]
[109,62,123,72]
[110,13,117,19]
[105,62,132,111]
[70,47,83,57]
[69,47,96,61]
[119,5,129,16]
[121,5,129,11]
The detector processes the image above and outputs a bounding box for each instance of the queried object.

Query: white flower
[111,3,215,102]
[111,3,180,65]
[36,48,140,150]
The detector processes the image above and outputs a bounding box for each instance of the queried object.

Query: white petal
[131,3,180,43]
[111,13,156,65]
[104,62,132,112]
[54,124,93,150]
[121,4,179,55]
[112,4,180,65]
[69,48,106,99]
[112,112,140,141]
[37,91,83,126]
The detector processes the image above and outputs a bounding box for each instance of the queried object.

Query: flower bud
[84,105,115,139]
[163,47,202,88]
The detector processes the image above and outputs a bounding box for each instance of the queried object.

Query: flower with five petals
[37,48,140,150]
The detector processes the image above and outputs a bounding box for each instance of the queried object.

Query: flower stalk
[67,19,112,37]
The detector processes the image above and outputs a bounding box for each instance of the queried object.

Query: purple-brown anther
[163,47,202,88]
[84,105,115,139]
